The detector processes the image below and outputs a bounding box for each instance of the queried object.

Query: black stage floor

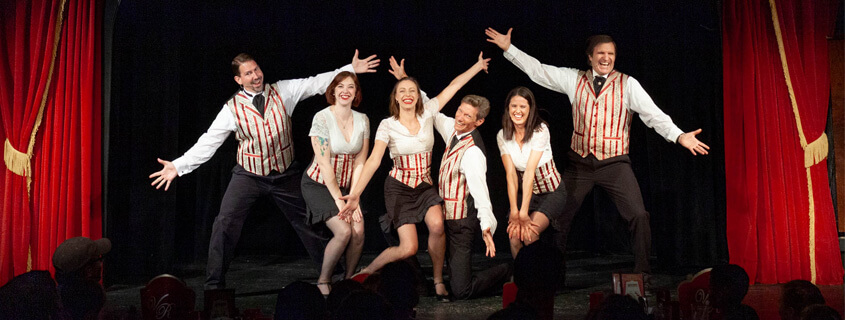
[104,252,691,319]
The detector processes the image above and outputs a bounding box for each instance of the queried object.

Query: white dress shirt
[434,112,497,234]
[171,64,355,176]
[504,44,684,143]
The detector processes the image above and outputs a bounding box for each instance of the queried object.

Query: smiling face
[454,103,484,135]
[508,95,530,127]
[394,79,419,111]
[588,42,616,76]
[234,60,264,93]
[333,77,357,107]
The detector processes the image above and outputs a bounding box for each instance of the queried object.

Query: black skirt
[380,176,443,233]
[517,171,567,223]
[301,172,350,225]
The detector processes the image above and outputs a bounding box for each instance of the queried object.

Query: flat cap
[52,237,111,273]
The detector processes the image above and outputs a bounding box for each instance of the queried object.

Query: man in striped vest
[486,28,710,276]
[149,51,380,289]
[434,95,511,300]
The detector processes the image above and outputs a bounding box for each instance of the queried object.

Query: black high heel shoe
[434,281,451,303]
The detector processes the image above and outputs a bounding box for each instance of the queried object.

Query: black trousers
[446,217,512,300]
[555,150,652,273]
[205,165,328,289]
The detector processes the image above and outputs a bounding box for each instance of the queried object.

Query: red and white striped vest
[571,71,632,160]
[226,83,294,176]
[305,153,356,188]
[438,134,475,220]
[389,151,432,188]
[530,160,561,194]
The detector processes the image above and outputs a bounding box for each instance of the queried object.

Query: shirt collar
[592,69,610,79]
[242,88,264,98]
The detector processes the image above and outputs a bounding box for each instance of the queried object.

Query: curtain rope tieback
[3,138,31,177]
[804,133,828,168]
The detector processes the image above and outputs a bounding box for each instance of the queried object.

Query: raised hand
[677,128,710,155]
[388,56,408,80]
[149,158,178,191]
[476,51,491,73]
[485,27,513,51]
[351,49,380,74]
[482,228,496,257]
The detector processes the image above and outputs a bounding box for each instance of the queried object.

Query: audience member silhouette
[333,290,393,320]
[0,270,62,320]
[800,304,842,320]
[274,281,326,320]
[709,264,759,320]
[586,294,647,320]
[52,236,112,320]
[487,302,539,320]
[781,279,827,320]
[510,242,563,320]
[376,260,420,319]
[326,279,365,317]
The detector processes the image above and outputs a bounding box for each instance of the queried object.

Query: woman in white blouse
[340,54,489,300]
[497,86,566,258]
[301,71,369,295]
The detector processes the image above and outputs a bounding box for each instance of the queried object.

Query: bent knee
[333,226,353,242]
[398,243,418,259]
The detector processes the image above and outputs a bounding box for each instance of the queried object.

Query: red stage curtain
[30,0,103,273]
[723,0,842,284]
[0,0,65,284]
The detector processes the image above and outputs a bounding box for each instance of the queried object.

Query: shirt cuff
[668,128,684,144]
[477,208,497,236]
[504,44,521,59]
[171,158,190,176]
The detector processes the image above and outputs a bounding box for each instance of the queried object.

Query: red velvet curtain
[0,0,65,284]
[723,0,842,284]
[0,0,102,284]
[31,0,103,273]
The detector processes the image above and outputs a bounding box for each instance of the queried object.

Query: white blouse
[308,107,369,155]
[496,123,554,171]
[375,98,441,158]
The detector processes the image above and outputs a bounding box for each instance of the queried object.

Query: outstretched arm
[485,27,512,51]
[432,52,490,109]
[486,27,577,96]
[351,49,380,74]
[677,129,710,155]
[149,158,178,191]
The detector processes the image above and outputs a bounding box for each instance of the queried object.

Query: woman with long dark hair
[497,86,566,258]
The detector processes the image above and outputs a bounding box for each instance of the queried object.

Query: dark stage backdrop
[105,0,726,284]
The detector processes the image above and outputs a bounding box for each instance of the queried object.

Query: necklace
[333,108,353,131]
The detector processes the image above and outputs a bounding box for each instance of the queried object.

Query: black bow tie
[593,76,606,95]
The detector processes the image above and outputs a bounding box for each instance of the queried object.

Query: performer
[434,94,512,300]
[340,53,490,300]
[496,87,566,258]
[486,28,709,273]
[302,71,369,295]
[149,51,379,289]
